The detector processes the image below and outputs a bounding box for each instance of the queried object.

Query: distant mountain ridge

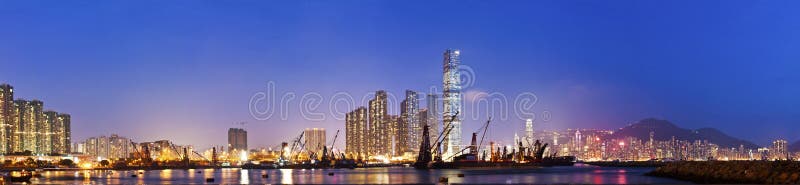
[790,141,800,152]
[610,118,760,149]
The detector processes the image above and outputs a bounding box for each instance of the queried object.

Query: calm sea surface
[31,165,688,184]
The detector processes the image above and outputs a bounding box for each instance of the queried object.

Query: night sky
[1,1,798,149]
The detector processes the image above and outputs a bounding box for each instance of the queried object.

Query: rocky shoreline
[646,161,800,184]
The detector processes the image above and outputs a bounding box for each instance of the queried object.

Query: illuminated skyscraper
[345,107,368,158]
[772,139,788,160]
[57,113,71,153]
[43,111,57,154]
[575,130,582,151]
[400,90,419,153]
[0,84,13,153]
[442,49,462,160]
[15,99,44,153]
[227,128,247,152]
[44,111,71,154]
[369,90,389,156]
[304,128,326,155]
[386,115,402,156]
[0,84,71,154]
[525,119,533,143]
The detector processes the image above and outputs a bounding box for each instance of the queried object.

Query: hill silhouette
[610,118,759,149]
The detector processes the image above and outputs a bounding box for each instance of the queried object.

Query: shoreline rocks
[646,161,800,184]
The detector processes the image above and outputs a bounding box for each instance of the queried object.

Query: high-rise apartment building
[0,84,13,153]
[387,115,403,156]
[57,114,71,153]
[228,128,247,152]
[400,90,420,153]
[43,111,57,154]
[304,128,326,154]
[442,49,463,160]
[772,139,789,160]
[0,84,71,155]
[369,91,389,157]
[15,99,44,153]
[83,134,132,159]
[345,107,368,159]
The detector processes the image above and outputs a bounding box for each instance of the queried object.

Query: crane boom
[330,130,340,156]
[431,111,459,154]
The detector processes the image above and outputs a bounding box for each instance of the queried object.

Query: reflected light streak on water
[279,168,292,184]
[240,169,249,184]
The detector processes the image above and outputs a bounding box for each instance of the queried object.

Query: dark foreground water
[31,165,688,184]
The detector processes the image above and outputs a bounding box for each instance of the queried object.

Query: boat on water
[2,170,33,183]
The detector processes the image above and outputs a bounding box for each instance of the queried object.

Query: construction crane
[446,117,491,160]
[329,130,340,158]
[432,112,459,152]
[192,150,209,161]
[289,131,305,162]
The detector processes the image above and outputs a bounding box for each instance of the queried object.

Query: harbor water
[31,165,688,184]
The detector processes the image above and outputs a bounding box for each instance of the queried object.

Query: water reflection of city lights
[240,169,250,184]
[160,169,172,179]
[280,169,293,184]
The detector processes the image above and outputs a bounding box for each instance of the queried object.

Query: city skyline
[1,0,799,150]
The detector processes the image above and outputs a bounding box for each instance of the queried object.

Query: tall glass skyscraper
[442,49,462,161]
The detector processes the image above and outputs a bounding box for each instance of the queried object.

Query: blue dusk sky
[0,0,798,149]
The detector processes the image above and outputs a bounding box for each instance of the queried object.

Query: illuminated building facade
[57,114,71,153]
[81,134,133,159]
[369,90,390,157]
[442,49,463,160]
[0,84,13,153]
[42,111,57,154]
[386,115,402,156]
[0,84,72,155]
[228,128,247,152]
[525,119,533,143]
[304,128,326,154]
[345,107,368,158]
[400,90,419,153]
[772,139,789,160]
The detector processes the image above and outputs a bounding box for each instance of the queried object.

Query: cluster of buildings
[77,134,134,160]
[75,134,206,162]
[509,128,797,162]
[345,49,462,161]
[0,83,71,155]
